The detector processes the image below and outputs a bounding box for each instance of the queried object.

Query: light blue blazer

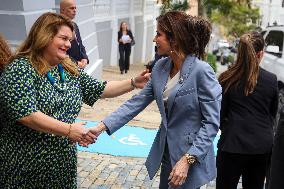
[103,55,222,188]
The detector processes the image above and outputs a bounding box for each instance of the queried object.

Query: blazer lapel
[155,58,172,119]
[166,55,196,118]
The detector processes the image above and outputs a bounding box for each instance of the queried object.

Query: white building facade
[0,0,159,78]
[252,0,284,29]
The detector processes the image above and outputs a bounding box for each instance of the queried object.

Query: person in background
[118,21,134,74]
[145,45,165,73]
[268,106,284,189]
[0,12,149,188]
[89,12,221,189]
[0,34,12,74]
[216,31,279,189]
[60,0,88,69]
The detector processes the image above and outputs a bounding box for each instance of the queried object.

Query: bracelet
[67,124,72,137]
[130,78,137,89]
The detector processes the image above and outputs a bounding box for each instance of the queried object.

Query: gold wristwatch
[184,154,197,165]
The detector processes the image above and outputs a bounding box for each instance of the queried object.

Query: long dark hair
[156,11,212,59]
[219,32,265,96]
[119,21,129,32]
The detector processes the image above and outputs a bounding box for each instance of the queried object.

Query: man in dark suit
[60,0,88,69]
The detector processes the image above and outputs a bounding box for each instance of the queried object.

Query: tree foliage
[204,0,260,37]
[160,0,189,15]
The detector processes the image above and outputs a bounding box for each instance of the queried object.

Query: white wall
[0,0,160,79]
[253,0,284,29]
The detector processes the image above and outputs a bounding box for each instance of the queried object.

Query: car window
[264,30,283,58]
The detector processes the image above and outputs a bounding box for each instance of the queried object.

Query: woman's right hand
[67,122,92,143]
[133,70,151,89]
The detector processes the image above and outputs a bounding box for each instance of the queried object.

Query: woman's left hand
[133,70,151,89]
[168,156,190,188]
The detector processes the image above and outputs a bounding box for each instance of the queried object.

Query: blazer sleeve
[118,31,122,43]
[220,88,229,131]
[74,23,89,63]
[128,30,134,40]
[102,79,155,135]
[188,63,222,161]
[270,76,279,119]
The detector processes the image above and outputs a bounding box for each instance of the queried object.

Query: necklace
[46,64,66,92]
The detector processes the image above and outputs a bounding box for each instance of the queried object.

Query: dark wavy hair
[156,11,212,59]
[219,31,265,96]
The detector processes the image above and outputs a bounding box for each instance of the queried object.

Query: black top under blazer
[218,68,279,154]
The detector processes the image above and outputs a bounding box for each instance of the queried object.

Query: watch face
[185,154,196,164]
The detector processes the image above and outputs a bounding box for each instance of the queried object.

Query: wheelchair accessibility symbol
[119,134,147,146]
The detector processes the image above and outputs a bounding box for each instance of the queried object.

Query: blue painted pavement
[77,119,220,158]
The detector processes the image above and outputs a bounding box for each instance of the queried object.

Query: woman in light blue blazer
[89,11,222,189]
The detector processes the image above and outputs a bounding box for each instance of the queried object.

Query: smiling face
[43,25,73,66]
[153,26,171,56]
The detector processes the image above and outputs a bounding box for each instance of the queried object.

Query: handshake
[66,121,106,147]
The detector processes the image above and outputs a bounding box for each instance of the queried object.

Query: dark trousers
[160,142,171,189]
[269,114,284,189]
[216,150,271,189]
[119,44,131,72]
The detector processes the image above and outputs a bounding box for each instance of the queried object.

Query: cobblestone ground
[77,152,159,189]
[77,63,242,189]
[77,151,222,189]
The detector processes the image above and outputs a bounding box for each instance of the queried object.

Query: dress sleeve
[79,71,107,106]
[0,58,38,123]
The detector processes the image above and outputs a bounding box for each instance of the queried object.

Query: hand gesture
[77,59,87,69]
[78,123,106,146]
[89,123,106,137]
[78,128,98,147]
[168,156,190,188]
[132,70,151,89]
[67,122,90,143]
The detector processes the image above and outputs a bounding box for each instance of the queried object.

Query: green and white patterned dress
[0,57,106,188]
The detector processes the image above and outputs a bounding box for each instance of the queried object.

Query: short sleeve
[0,58,38,123]
[79,71,106,106]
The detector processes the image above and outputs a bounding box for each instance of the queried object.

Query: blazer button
[179,77,184,84]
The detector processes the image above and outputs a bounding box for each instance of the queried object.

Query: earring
[170,50,174,54]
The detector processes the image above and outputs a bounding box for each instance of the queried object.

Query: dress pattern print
[0,57,106,188]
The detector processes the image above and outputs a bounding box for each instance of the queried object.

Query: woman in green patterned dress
[0,12,150,188]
